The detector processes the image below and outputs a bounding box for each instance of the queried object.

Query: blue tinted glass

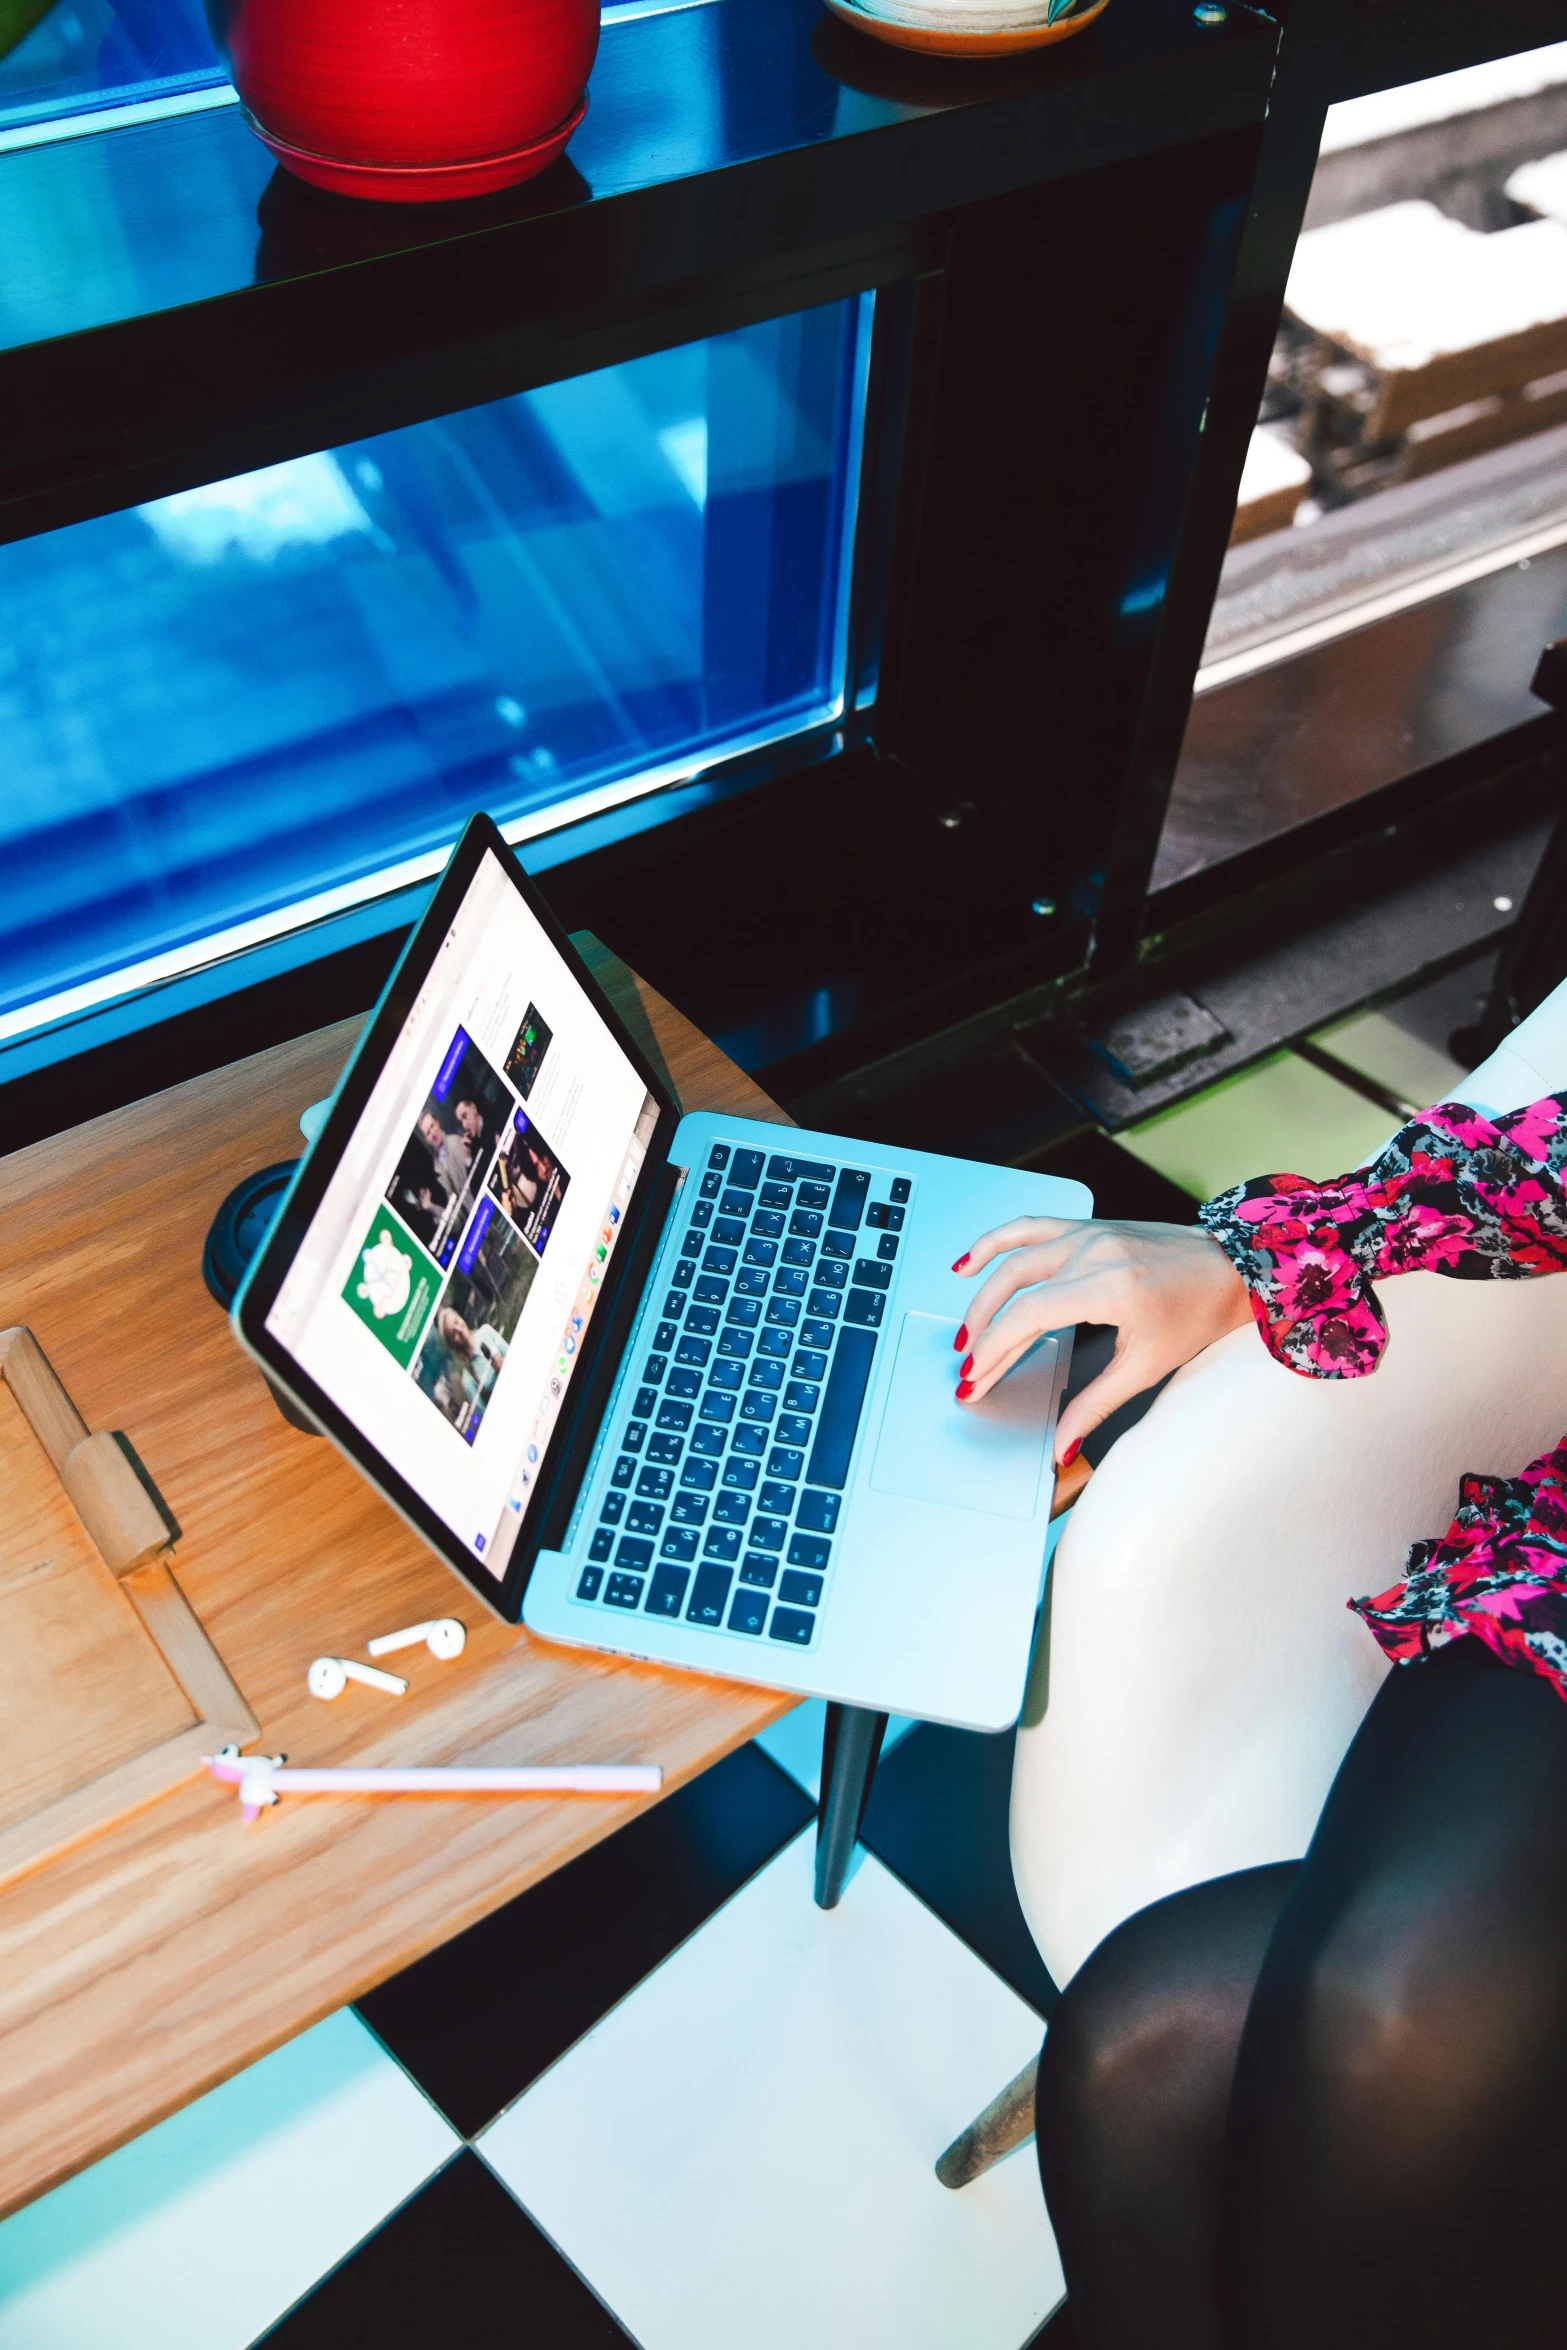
[0,0,224,133]
[0,294,868,1027]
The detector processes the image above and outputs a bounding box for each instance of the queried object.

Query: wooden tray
[0,1327,257,1888]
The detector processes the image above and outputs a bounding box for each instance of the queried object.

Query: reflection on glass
[0,0,223,132]
[0,296,869,1027]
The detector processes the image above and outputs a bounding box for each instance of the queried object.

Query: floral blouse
[1198,1093,1567,1701]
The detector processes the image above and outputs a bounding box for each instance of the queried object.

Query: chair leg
[935,2053,1040,2189]
[814,1702,887,1909]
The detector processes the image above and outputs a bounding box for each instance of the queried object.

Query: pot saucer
[821,0,1105,55]
[249,93,588,202]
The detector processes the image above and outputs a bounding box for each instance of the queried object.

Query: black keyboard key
[759,1480,797,1514]
[740,1392,776,1424]
[728,1587,768,1636]
[700,1171,722,1200]
[739,1554,778,1588]
[806,1325,876,1490]
[686,1305,720,1335]
[792,1349,828,1381]
[781,1237,816,1268]
[663,1289,687,1318]
[736,1269,770,1297]
[886,1205,906,1230]
[666,1367,702,1399]
[588,1528,613,1564]
[657,1400,693,1431]
[770,1608,816,1645]
[751,1210,785,1239]
[719,1190,754,1220]
[844,1290,885,1329]
[731,1148,766,1188]
[784,1381,821,1414]
[852,1259,893,1291]
[676,1337,712,1368]
[691,1425,727,1457]
[627,1502,664,1536]
[646,1565,690,1617]
[708,1143,730,1170]
[655,1321,679,1349]
[772,1269,808,1298]
[768,1446,805,1479]
[709,1360,744,1392]
[758,1325,792,1357]
[636,1466,673,1499]
[687,1564,733,1625]
[759,1182,793,1210]
[704,1526,742,1561]
[694,1276,728,1306]
[633,1386,659,1418]
[704,1246,738,1275]
[681,1456,718,1490]
[796,1181,831,1210]
[662,1528,699,1562]
[777,1412,813,1446]
[714,1492,750,1526]
[680,1229,702,1258]
[801,1318,835,1350]
[749,1359,784,1392]
[750,1515,788,1553]
[878,1233,899,1262]
[806,1289,842,1320]
[821,1230,853,1262]
[700,1392,737,1424]
[615,1537,654,1571]
[814,1259,848,1290]
[713,1215,746,1245]
[577,1564,605,1598]
[601,1492,626,1525]
[605,1574,642,1610]
[690,1201,713,1230]
[643,1356,668,1385]
[788,1534,831,1571]
[731,1424,768,1459]
[866,1202,888,1229]
[788,1209,823,1239]
[767,1154,834,1184]
[726,1296,761,1327]
[612,1455,636,1487]
[624,1420,648,1451]
[743,1238,778,1268]
[672,1262,694,1289]
[672,1493,709,1525]
[827,1168,870,1231]
[779,1570,823,1608]
[796,1489,841,1533]
[722,1456,760,1490]
[890,1176,911,1203]
[717,1328,754,1360]
[646,1433,682,1465]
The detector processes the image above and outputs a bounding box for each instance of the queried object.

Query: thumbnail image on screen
[410,1196,539,1443]
[487,1113,569,1254]
[503,1002,553,1100]
[384,1025,512,1264]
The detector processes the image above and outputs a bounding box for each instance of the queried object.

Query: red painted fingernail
[956,1379,974,1401]
[1060,1439,1081,1467]
[953,1324,968,1352]
[952,1253,970,1272]
[961,1354,973,1377]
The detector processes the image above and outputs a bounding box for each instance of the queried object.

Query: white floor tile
[0,2011,458,2350]
[480,1832,1061,2350]
[754,1698,917,1798]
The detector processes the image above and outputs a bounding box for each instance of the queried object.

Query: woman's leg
[1036,1862,1297,2350]
[1223,1637,1567,2348]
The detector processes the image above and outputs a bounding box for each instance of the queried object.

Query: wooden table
[0,940,800,2220]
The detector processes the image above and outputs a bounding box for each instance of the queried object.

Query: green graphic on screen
[343,1207,441,1367]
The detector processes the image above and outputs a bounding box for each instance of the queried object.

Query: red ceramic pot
[205,0,598,201]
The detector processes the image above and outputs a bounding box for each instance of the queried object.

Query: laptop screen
[265,847,660,1579]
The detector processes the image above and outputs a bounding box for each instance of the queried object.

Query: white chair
[936,979,1567,2189]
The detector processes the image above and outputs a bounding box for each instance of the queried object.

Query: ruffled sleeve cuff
[1198,1175,1390,1379]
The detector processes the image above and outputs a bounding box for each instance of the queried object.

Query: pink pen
[204,1747,662,1821]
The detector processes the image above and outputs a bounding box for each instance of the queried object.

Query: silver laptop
[236,816,1091,1732]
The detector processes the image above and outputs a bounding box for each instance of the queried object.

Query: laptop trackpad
[869,1312,1055,1521]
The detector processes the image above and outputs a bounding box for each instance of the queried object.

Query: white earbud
[307,1656,409,1700]
[365,1617,467,1661]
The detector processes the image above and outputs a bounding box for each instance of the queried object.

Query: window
[1157,43,1567,891]
[0,0,225,138]
[0,294,872,1037]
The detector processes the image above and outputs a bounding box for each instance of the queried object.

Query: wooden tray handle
[0,1328,173,1575]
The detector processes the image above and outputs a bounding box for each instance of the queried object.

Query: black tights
[1036,1638,1567,2349]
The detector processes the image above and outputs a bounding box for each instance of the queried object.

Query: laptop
[235,815,1092,1731]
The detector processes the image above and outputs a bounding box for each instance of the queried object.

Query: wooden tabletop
[0,938,800,2219]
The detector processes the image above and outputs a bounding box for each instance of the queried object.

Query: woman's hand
[952,1217,1252,1463]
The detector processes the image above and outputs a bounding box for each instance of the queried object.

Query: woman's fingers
[1052,1340,1160,1465]
[953,1215,1075,1279]
[959,1238,1083,1351]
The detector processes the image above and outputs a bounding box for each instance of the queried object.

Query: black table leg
[814,1702,888,1909]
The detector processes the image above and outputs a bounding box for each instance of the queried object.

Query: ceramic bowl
[204,0,598,200]
[822,0,1106,58]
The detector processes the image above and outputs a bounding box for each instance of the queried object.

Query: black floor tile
[356,1741,814,2136]
[860,1719,1057,2020]
[256,2149,632,2347]
[1029,2302,1079,2347]
[1030,1128,1199,1223]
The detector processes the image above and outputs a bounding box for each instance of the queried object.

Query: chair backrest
[1455,972,1567,1117]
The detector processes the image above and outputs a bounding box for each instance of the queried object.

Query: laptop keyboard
[571,1142,914,1649]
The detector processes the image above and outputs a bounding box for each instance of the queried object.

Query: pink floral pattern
[1199,1094,1567,1700]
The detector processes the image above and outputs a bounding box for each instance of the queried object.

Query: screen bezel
[232,812,681,1622]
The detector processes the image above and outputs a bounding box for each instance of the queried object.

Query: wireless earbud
[307,1655,409,1700]
[366,1617,467,1661]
